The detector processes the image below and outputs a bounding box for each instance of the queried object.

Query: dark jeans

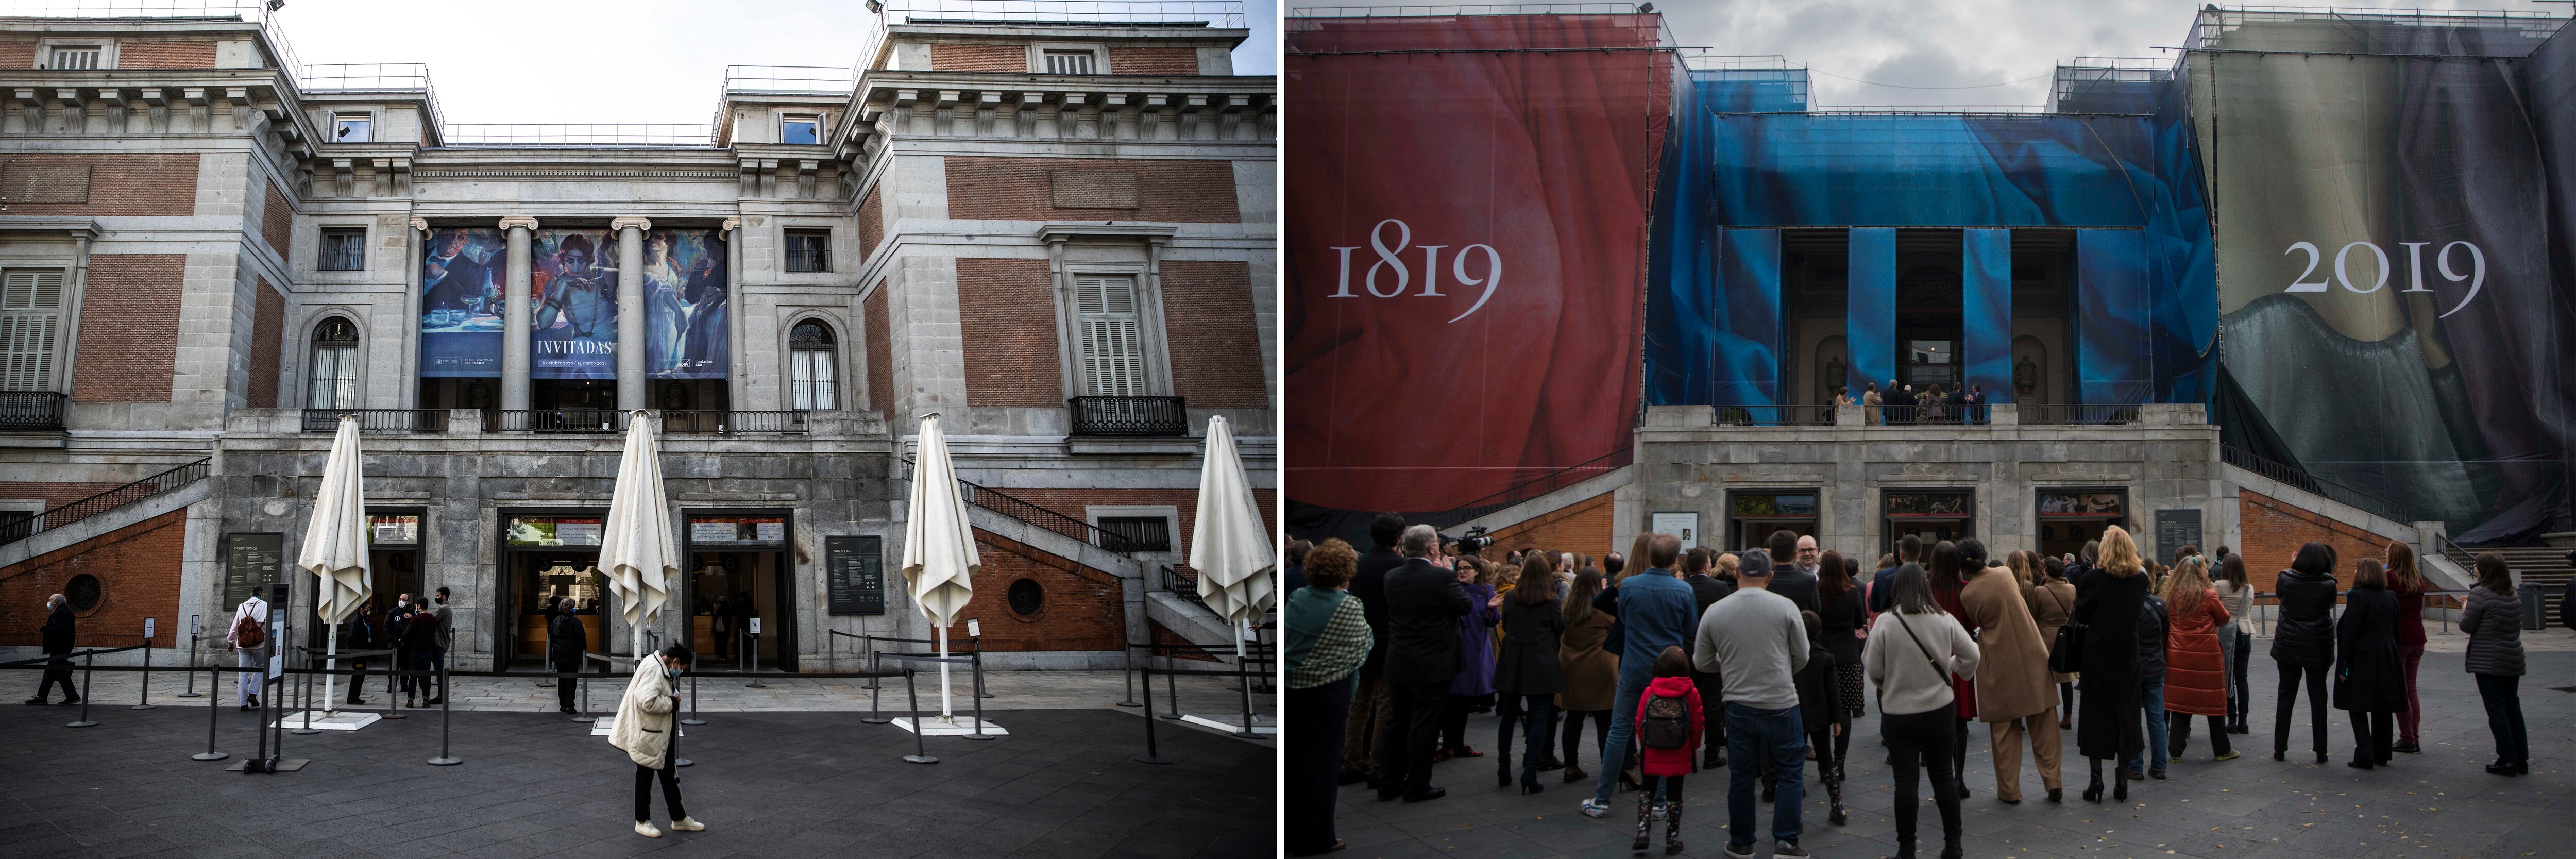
[1951,715,1971,786]
[343,660,367,703]
[1724,703,1804,848]
[2475,673,2529,766]
[1561,709,1609,770]
[1496,693,1554,782]
[555,659,582,710]
[37,654,74,700]
[633,749,687,823]
[1286,677,1353,856]
[1381,680,1448,799]
[2059,682,2076,719]
[2349,709,2393,765]
[404,650,436,696]
[2274,661,2330,756]
[2229,631,2252,726]
[1693,671,1726,752]
[2171,712,2230,758]
[1883,706,1960,851]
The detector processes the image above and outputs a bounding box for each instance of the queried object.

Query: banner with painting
[641,228,727,379]
[421,227,727,381]
[530,228,618,380]
[419,227,504,377]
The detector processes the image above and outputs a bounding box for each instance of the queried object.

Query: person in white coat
[611,645,705,838]
[228,593,269,710]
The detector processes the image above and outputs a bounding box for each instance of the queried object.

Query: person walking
[2458,552,2529,776]
[228,590,269,711]
[611,645,705,838]
[2160,553,2235,763]
[1558,568,1619,784]
[1341,513,1408,789]
[1958,540,2062,803]
[1925,541,1977,797]
[24,594,76,705]
[2025,555,2078,730]
[2334,559,2404,770]
[1438,559,1500,760]
[1287,540,1371,856]
[2385,541,2428,754]
[1691,548,1811,857]
[1683,548,1736,768]
[1581,534,1698,820]
[1792,610,1848,826]
[1815,552,1870,780]
[1633,646,1703,855]
[550,598,586,714]
[2212,555,2256,734]
[2272,542,2340,763]
[1494,553,1564,794]
[1865,564,1981,858]
[1380,525,1471,803]
[2072,526,2149,803]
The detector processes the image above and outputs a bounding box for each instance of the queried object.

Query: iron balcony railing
[0,458,209,548]
[1714,405,1836,427]
[300,409,449,434]
[486,409,627,434]
[1069,396,1189,437]
[0,391,67,430]
[653,410,809,435]
[1869,403,2001,425]
[2219,444,2424,525]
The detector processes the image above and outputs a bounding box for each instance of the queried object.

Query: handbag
[2044,585,2086,675]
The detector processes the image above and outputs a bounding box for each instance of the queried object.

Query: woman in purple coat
[1437,557,1503,760]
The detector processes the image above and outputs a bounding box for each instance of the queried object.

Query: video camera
[1452,526,1492,556]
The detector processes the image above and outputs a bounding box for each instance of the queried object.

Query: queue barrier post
[963,656,993,743]
[1116,645,1141,708]
[743,627,767,689]
[427,660,461,766]
[1132,662,1170,765]
[861,633,879,690]
[1233,643,1255,738]
[193,662,227,761]
[1163,647,1182,721]
[862,650,890,725]
[292,649,319,734]
[378,658,406,720]
[972,637,991,700]
[681,670,705,726]
[180,632,202,698]
[901,667,936,765]
[573,654,596,723]
[65,650,97,728]
[131,642,156,710]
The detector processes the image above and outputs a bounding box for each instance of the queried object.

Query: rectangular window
[1098,516,1172,553]
[331,112,372,143]
[47,46,101,70]
[319,227,367,271]
[782,115,820,145]
[1074,275,1145,397]
[1043,50,1096,75]
[307,342,357,409]
[790,348,837,410]
[784,229,831,273]
[0,270,64,392]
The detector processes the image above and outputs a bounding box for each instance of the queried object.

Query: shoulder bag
[2044,585,2085,675]
[1889,611,1952,686]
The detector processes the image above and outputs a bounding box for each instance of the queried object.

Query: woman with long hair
[2334,559,2404,769]
[1816,551,1870,780]
[2028,555,2078,730]
[1863,565,1981,858]
[2212,554,2256,733]
[2071,526,2150,802]
[1286,540,1370,856]
[1494,554,1565,793]
[2160,553,2235,763]
[1556,569,1619,783]
[2459,552,2529,776]
[1926,540,1977,798]
[2272,541,2341,763]
[2384,541,2428,753]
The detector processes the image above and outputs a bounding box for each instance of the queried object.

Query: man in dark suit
[1342,513,1409,786]
[1378,524,1471,803]
[1869,534,1925,614]
[24,593,76,705]
[1765,530,1820,613]
[1682,548,1735,767]
[1889,382,1916,424]
[549,598,586,714]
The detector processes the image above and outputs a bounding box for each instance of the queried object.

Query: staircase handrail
[0,458,212,550]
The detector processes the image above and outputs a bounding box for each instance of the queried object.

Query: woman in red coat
[2161,554,2236,762]
[1634,646,1702,856]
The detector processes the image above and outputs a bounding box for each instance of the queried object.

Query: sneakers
[1580,799,1611,818]
[670,817,705,832]
[1725,841,1756,857]
[2215,750,2240,761]
[20,698,45,705]
[634,822,663,838]
[1775,842,1809,857]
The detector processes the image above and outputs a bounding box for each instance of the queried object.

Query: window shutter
[0,271,63,392]
[1075,276,1144,397]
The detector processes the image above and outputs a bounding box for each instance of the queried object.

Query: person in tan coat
[2022,553,2079,729]
[1957,540,2062,803]
[611,645,706,838]
[1555,568,1620,783]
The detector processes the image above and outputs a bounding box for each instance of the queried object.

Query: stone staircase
[2441,545,2576,619]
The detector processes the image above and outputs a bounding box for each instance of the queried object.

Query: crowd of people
[1848,379,1990,426]
[1284,513,2557,858]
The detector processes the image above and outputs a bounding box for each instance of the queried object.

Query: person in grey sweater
[1863,566,1981,859]
[1690,549,1811,858]
[2458,552,2528,776]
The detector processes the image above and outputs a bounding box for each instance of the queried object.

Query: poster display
[1649,512,1699,550]
[505,516,603,547]
[642,229,728,379]
[422,227,727,381]
[222,532,283,611]
[688,515,786,547]
[530,228,618,380]
[420,227,504,377]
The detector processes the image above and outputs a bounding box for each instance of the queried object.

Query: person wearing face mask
[613,645,705,838]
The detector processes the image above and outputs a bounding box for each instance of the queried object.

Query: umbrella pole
[1236,618,1253,735]
[938,625,953,722]
[323,624,338,714]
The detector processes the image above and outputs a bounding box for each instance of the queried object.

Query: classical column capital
[409,217,429,233]
[498,214,540,231]
[609,216,653,232]
[721,217,741,233]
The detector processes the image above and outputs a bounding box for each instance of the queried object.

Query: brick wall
[0,41,33,68]
[857,184,886,263]
[945,158,1240,224]
[260,179,292,257]
[1159,260,1265,409]
[0,154,197,216]
[986,487,1278,560]
[1488,492,1618,559]
[1108,46,1199,75]
[0,509,185,649]
[955,258,1063,408]
[2237,489,2392,593]
[247,278,283,408]
[116,40,216,69]
[930,43,1025,72]
[865,285,892,413]
[0,482,123,509]
[961,528,1124,652]
[72,255,183,403]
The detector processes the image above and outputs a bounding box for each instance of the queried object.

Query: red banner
[1285,13,1668,512]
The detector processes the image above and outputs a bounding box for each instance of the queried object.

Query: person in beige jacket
[611,645,706,838]
[1956,541,2061,803]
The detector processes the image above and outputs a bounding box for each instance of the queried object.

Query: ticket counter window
[1884,491,1974,557]
[1727,492,1818,553]
[498,513,606,667]
[2038,490,2127,560]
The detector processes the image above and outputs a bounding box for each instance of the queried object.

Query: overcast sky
[1287,0,2567,107]
[274,0,1276,126]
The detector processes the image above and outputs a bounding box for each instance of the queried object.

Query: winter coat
[2137,595,2169,683]
[1931,579,1978,719]
[1555,608,1619,712]
[1794,646,1845,732]
[401,610,444,653]
[1381,559,1470,685]
[2071,569,2148,760]
[1349,547,1404,678]
[1635,675,1703,777]
[2459,584,2527,678]
[39,604,73,654]
[2162,588,2231,717]
[2270,568,2340,668]
[2392,575,2428,648]
[1493,596,1565,696]
[1816,584,1868,669]
[2024,579,2077,683]
[608,659,680,768]
[2333,585,2405,713]
[1960,565,2054,721]
[1450,583,1499,697]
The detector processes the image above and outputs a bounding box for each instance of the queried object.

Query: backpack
[231,613,265,650]
[1639,690,1691,750]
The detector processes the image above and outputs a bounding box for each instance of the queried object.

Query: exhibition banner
[531,228,618,380]
[420,227,504,377]
[641,229,728,379]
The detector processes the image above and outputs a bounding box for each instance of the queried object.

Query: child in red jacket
[1634,646,1703,855]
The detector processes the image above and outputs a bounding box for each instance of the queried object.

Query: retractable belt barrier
[829,630,991,698]
[1128,663,1273,765]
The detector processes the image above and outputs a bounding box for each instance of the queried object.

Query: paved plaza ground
[1331,629,2576,859]
[0,669,1274,858]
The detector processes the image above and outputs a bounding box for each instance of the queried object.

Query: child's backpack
[1639,689,1690,750]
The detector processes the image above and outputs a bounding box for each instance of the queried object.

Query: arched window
[789,321,837,410]
[307,317,359,410]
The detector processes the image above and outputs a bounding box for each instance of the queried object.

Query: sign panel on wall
[2154,509,2202,566]
[222,532,284,611]
[825,535,885,616]
[1650,512,1700,550]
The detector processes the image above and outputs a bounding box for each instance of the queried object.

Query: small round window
[64,573,103,615]
[1006,578,1044,618]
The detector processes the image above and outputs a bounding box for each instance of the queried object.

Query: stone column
[499,215,539,411]
[722,217,745,410]
[403,218,428,409]
[611,217,651,412]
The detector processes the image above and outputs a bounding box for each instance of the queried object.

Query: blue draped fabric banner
[1846,228,1896,397]
[1715,228,1783,406]
[1962,229,2013,405]
[2076,229,2152,405]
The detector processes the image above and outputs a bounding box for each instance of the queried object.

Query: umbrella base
[890,716,1008,737]
[273,711,380,732]
[1179,714,1277,736]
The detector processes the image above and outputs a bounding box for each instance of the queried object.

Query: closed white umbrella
[599,411,676,661]
[901,413,978,721]
[297,414,372,713]
[1189,415,1274,676]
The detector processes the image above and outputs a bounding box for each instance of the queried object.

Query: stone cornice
[413,168,737,181]
[0,216,99,240]
[1036,222,1179,244]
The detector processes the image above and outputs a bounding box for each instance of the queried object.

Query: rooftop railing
[300,62,432,91]
[724,65,856,94]
[440,124,718,147]
[0,0,303,80]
